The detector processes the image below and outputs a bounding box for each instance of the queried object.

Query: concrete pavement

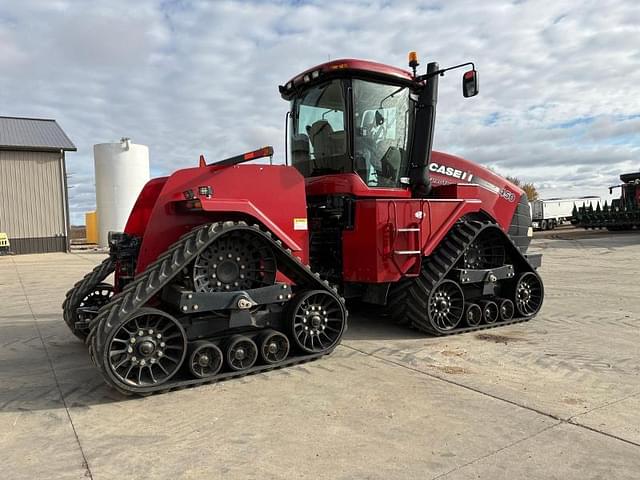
[1,231,639,479]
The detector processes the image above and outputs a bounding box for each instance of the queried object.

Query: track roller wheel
[479,300,499,324]
[225,335,258,371]
[289,290,346,354]
[427,280,464,332]
[103,308,187,389]
[514,272,544,317]
[498,298,515,321]
[464,303,482,327]
[188,341,223,378]
[259,330,290,364]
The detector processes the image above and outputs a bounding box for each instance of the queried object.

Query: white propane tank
[94,138,150,247]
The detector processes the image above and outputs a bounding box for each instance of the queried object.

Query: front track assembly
[62,257,116,340]
[84,221,347,396]
[394,220,543,335]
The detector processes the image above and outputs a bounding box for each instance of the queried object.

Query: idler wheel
[427,280,464,332]
[288,290,346,354]
[188,341,223,378]
[104,307,187,388]
[225,335,258,371]
[514,272,544,317]
[259,330,290,364]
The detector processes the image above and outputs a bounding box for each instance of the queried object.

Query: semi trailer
[531,196,600,230]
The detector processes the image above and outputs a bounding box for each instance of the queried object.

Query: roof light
[303,74,311,82]
[408,51,419,77]
[311,69,320,79]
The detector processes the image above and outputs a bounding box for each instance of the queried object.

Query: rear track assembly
[86,221,347,396]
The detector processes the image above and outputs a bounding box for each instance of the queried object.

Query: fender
[131,164,309,274]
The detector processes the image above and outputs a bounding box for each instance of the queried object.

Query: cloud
[0,0,638,223]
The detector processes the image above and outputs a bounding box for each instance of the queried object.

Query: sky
[1,0,639,224]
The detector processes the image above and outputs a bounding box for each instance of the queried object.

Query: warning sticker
[293,218,308,231]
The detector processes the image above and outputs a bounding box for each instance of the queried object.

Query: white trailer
[531,196,601,230]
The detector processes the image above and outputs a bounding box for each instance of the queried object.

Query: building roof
[0,116,76,152]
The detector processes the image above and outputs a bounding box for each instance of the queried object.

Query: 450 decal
[499,188,516,202]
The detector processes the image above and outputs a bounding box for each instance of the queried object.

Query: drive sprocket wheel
[289,290,346,354]
[192,230,276,293]
[427,280,464,332]
[514,272,544,317]
[462,230,505,269]
[104,308,187,388]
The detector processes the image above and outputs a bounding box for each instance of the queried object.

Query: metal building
[0,116,76,254]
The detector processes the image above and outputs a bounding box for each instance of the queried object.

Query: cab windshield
[290,78,412,187]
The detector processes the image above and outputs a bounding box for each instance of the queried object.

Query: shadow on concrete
[344,301,425,341]
[0,320,139,412]
[0,304,425,412]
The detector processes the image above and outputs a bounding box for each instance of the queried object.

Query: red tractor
[64,54,543,395]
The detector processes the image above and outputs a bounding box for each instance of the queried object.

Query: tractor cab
[280,55,478,196]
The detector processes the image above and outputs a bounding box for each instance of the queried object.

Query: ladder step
[397,228,420,232]
[395,250,421,255]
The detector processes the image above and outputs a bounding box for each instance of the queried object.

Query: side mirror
[462,69,479,97]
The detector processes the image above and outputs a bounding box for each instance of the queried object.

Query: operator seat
[306,120,334,168]
[291,133,312,176]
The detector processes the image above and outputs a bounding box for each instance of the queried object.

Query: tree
[506,176,539,201]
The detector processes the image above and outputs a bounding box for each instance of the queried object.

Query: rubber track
[62,256,116,340]
[87,221,345,396]
[398,220,542,336]
[387,278,413,326]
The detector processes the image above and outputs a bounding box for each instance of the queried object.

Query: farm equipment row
[574,172,640,230]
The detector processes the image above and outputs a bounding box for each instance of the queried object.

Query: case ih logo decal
[429,162,516,203]
[429,162,474,182]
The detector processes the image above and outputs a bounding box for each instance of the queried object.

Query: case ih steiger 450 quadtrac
[64,54,543,395]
